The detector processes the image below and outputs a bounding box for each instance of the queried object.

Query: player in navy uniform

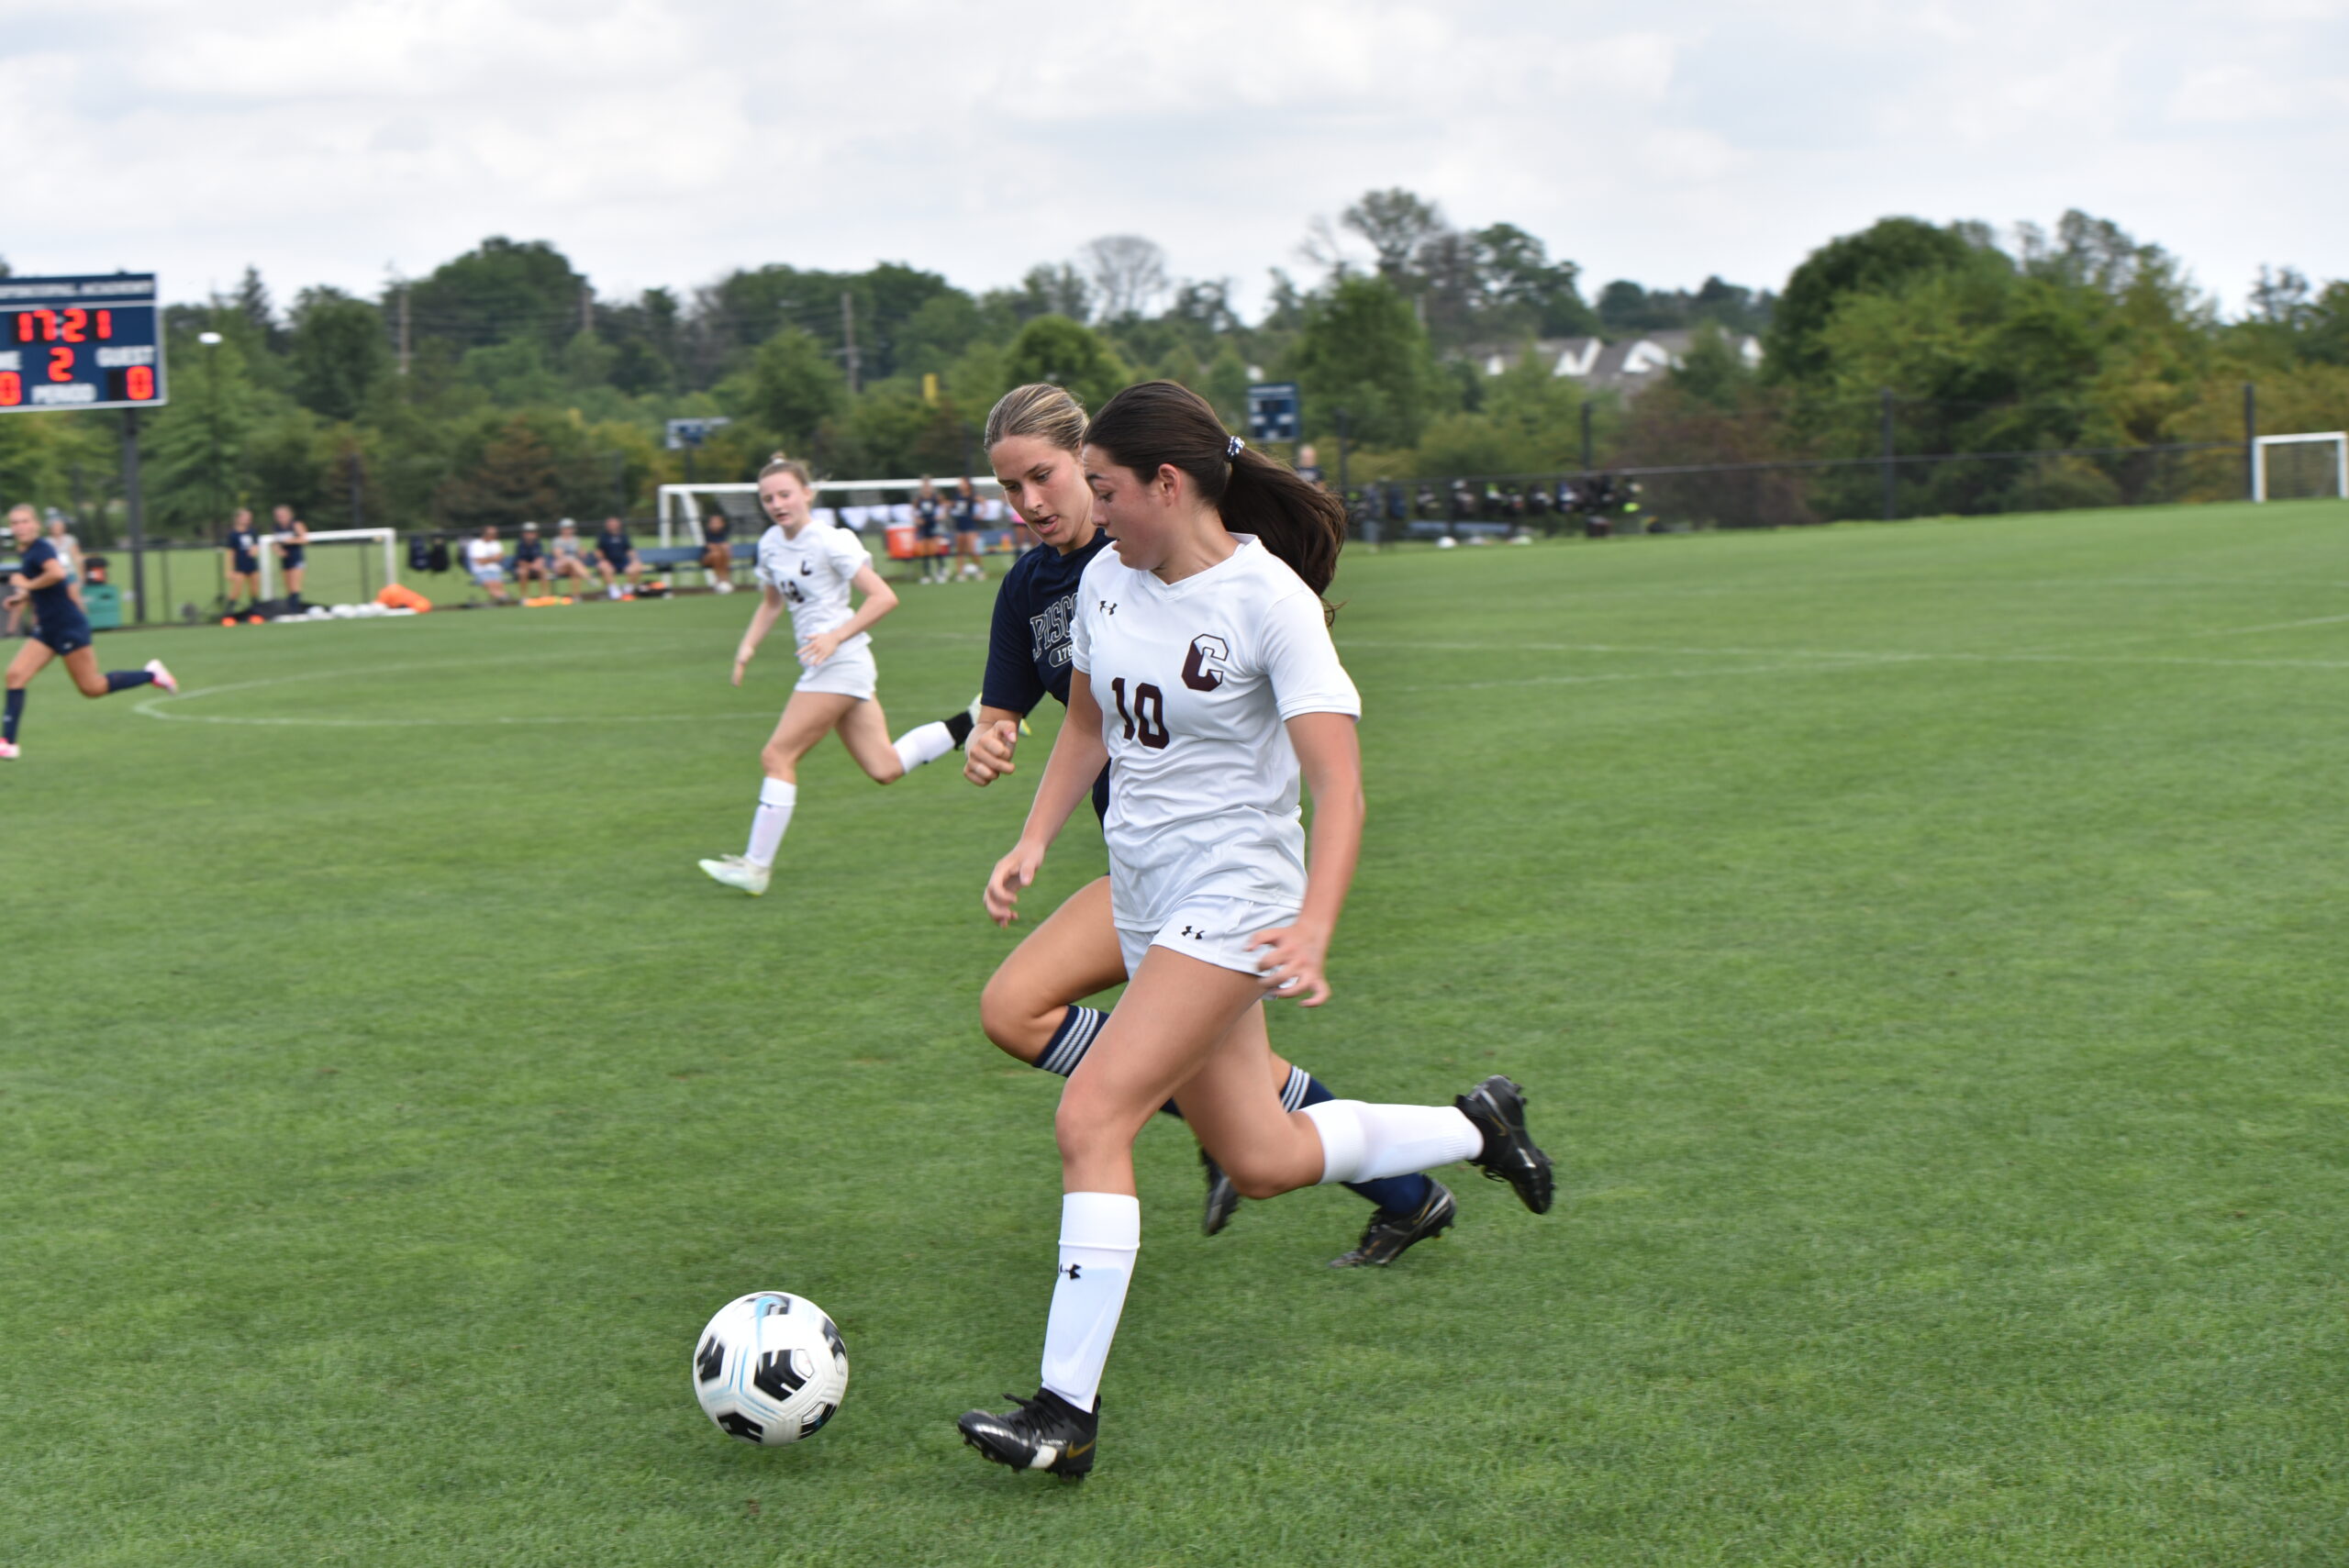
[956,383,1553,1479]
[961,384,1462,1266]
[2,504,176,760]
[272,504,310,611]
[912,478,948,584]
[950,475,987,582]
[223,508,264,620]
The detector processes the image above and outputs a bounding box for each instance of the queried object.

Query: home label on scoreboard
[0,272,167,413]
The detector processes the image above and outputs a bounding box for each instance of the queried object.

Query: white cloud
[0,0,2343,314]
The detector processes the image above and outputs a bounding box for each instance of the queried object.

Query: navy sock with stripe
[105,670,154,694]
[1035,1006,1185,1120]
[1288,1068,1439,1216]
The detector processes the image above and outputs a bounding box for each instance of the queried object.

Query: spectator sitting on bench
[512,521,552,594]
[464,524,512,603]
[549,519,596,590]
[595,517,642,599]
[701,508,736,594]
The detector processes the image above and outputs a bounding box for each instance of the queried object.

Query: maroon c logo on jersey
[1183,634,1230,692]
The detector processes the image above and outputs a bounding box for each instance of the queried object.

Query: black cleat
[1457,1075,1553,1214]
[1329,1180,1457,1267]
[958,1388,1098,1480]
[1200,1149,1241,1236]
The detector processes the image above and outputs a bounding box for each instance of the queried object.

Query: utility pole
[580,283,594,338]
[396,284,412,377]
[348,448,365,530]
[2243,382,2258,501]
[1879,387,1898,522]
[1579,401,1594,474]
[121,409,148,626]
[841,291,861,396]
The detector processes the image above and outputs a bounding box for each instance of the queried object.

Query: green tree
[1003,316,1131,413]
[1283,275,1439,449]
[149,327,262,534]
[405,237,587,352]
[729,328,849,447]
[435,413,564,527]
[288,288,391,422]
[1765,217,1978,384]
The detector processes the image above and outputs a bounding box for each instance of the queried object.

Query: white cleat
[0,739,17,760]
[698,855,771,896]
[144,658,179,695]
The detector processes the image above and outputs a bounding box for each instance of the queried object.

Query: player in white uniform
[697,455,977,896]
[956,383,1557,1480]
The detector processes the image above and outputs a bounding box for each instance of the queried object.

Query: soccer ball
[692,1291,850,1446]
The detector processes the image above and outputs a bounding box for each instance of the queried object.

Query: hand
[730,648,752,687]
[1250,917,1334,1007]
[798,628,842,668]
[2,592,22,613]
[984,840,1047,928]
[963,718,1021,786]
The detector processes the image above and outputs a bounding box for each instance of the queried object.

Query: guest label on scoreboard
[0,273,167,413]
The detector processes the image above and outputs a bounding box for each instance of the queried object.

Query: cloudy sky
[3,0,2343,317]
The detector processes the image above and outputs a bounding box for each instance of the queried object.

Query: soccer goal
[256,528,401,605]
[2251,432,2348,503]
[654,479,1009,546]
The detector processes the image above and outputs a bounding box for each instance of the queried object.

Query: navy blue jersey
[513,537,544,563]
[19,539,77,624]
[985,534,1113,820]
[951,493,979,531]
[703,516,730,544]
[226,526,260,567]
[596,529,631,564]
[913,495,944,536]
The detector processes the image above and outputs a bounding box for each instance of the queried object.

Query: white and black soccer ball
[692,1291,849,1446]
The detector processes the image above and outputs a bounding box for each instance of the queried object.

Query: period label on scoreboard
[0,273,166,413]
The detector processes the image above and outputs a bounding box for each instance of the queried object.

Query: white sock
[745,777,796,868]
[1299,1101,1482,1185]
[891,720,954,777]
[1040,1192,1140,1412]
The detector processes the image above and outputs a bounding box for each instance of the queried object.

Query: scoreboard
[0,273,166,413]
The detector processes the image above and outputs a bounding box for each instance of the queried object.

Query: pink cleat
[0,739,17,760]
[145,659,178,695]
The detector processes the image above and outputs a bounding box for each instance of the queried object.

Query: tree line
[0,193,2342,540]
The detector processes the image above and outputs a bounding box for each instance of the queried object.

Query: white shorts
[1117,895,1298,982]
[471,564,506,584]
[794,643,877,700]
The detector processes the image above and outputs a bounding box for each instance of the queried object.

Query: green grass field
[5,501,2345,1566]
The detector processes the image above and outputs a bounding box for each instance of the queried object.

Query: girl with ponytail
[964,384,1449,1265]
[954,383,1557,1480]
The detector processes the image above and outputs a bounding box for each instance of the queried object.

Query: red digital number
[127,365,155,400]
[0,372,19,406]
[61,308,87,344]
[49,346,73,382]
[95,310,113,340]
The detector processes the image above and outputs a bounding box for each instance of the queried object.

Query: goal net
[256,528,401,606]
[2252,432,2348,503]
[656,479,1012,548]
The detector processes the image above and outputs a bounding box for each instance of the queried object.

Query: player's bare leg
[700,691,859,895]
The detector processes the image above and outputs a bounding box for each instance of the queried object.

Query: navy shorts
[37,617,93,657]
[280,549,306,569]
[231,555,260,576]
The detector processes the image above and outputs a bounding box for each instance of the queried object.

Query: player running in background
[223,508,263,620]
[955,384,1554,1480]
[966,384,1461,1264]
[2,505,176,761]
[273,505,310,612]
[697,455,977,897]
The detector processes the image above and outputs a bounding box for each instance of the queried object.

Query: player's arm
[731,585,789,685]
[1251,713,1363,1007]
[967,575,1044,785]
[984,672,1108,927]
[798,563,896,665]
[16,558,64,594]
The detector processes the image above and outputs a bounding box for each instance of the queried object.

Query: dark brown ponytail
[1083,381,1344,606]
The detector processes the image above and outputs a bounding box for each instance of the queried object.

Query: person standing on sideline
[913,477,949,584]
[950,475,987,582]
[223,508,263,619]
[2,505,176,761]
[696,455,978,898]
[273,504,311,612]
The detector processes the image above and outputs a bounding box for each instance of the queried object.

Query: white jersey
[754,520,874,655]
[1070,534,1361,930]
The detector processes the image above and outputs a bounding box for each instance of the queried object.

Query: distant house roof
[1473,329,1763,394]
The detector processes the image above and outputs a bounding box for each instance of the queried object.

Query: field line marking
[1348,639,2349,676]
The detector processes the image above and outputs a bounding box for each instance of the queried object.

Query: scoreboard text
[0,273,165,414]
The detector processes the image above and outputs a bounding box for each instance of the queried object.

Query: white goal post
[257,528,399,601]
[2251,432,2348,503]
[655,478,1008,547]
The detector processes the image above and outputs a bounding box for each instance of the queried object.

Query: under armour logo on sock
[1061,1263,1082,1280]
